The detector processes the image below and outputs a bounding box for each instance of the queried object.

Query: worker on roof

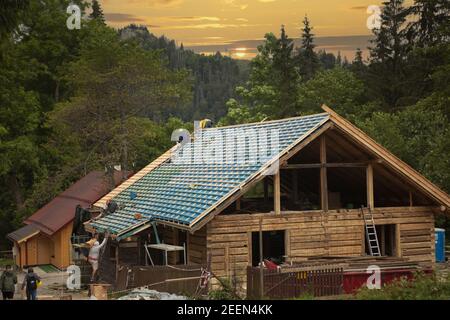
[88,232,109,282]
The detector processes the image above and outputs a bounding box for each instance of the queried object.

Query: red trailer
[343,267,431,294]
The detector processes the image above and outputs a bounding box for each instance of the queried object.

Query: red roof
[24,171,129,235]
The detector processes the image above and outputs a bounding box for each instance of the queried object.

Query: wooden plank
[395,224,402,258]
[247,232,252,266]
[274,170,281,215]
[366,163,374,209]
[283,162,369,169]
[285,229,291,259]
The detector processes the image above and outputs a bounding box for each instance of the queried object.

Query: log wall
[206,206,435,290]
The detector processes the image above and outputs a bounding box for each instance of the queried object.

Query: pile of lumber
[282,256,422,272]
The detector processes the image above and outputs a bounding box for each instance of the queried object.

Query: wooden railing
[247,265,344,299]
[115,265,206,297]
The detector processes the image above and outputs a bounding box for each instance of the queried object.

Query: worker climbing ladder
[361,206,381,257]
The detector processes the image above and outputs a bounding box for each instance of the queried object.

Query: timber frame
[187,105,449,232]
[89,106,450,292]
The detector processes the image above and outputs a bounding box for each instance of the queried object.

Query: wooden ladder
[361,206,381,257]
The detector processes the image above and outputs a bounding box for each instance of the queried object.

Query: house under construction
[85,105,450,291]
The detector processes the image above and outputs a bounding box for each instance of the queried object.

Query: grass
[38,264,60,273]
[353,271,450,300]
[0,258,14,268]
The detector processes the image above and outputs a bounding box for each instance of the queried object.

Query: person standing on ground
[0,265,17,300]
[21,268,40,300]
[88,232,109,282]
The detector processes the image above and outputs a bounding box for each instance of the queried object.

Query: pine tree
[407,0,450,46]
[336,51,342,66]
[368,0,410,108]
[297,15,319,81]
[274,25,299,116]
[370,0,409,68]
[90,0,105,23]
[350,48,367,79]
[353,48,364,66]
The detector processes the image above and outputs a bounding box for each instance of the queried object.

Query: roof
[89,106,450,238]
[89,113,330,236]
[7,224,40,243]
[321,105,450,209]
[94,147,177,209]
[23,171,127,236]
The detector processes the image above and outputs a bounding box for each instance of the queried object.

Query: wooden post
[115,244,119,282]
[274,170,281,215]
[247,232,252,266]
[258,217,264,299]
[284,230,290,263]
[395,224,402,257]
[320,135,328,212]
[366,163,374,209]
[236,197,241,211]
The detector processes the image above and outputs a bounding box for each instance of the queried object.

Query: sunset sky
[100,0,414,59]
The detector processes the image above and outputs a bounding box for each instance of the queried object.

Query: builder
[88,232,109,281]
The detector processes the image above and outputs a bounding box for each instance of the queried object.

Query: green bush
[208,278,240,300]
[355,272,450,300]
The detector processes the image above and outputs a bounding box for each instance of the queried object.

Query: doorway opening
[251,230,286,266]
[365,224,397,256]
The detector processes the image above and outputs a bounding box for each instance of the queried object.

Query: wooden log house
[86,106,450,290]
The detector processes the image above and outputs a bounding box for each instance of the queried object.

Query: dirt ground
[3,266,89,300]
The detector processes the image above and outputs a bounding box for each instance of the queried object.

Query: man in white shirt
[88,232,109,281]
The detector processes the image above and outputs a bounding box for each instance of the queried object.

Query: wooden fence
[247,266,344,299]
[115,265,207,297]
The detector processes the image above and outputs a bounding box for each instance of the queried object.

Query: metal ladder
[361,206,381,256]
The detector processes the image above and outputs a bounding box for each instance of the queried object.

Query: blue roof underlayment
[91,113,329,235]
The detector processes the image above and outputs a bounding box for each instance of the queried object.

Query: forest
[0,0,448,249]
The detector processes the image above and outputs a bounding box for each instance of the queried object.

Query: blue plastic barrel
[435,228,446,263]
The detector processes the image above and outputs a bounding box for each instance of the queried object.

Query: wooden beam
[396,224,402,258]
[247,232,252,266]
[320,135,328,212]
[274,169,281,215]
[367,163,374,209]
[321,104,450,208]
[283,162,369,169]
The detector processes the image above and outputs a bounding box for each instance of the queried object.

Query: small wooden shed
[8,171,125,269]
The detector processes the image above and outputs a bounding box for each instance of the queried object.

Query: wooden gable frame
[320,105,450,209]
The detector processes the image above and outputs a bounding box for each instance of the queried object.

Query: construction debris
[118,288,188,300]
